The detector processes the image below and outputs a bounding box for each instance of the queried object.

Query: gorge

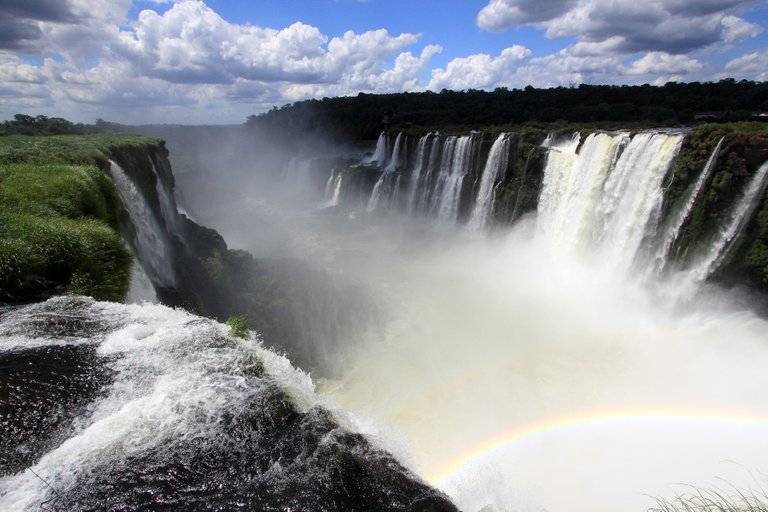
[2,118,768,511]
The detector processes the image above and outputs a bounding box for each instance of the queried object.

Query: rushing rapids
[0,297,456,511]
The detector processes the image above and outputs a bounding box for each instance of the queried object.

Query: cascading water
[537,131,684,272]
[107,161,176,288]
[0,297,455,511]
[322,169,343,207]
[8,127,768,512]
[367,132,406,212]
[650,136,725,276]
[686,159,768,282]
[311,129,768,512]
[406,133,434,214]
[416,135,444,215]
[125,260,158,304]
[150,156,183,235]
[366,131,389,166]
[467,133,510,232]
[435,135,474,223]
[323,168,335,199]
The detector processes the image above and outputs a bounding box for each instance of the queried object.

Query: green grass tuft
[226,315,250,339]
[650,483,768,512]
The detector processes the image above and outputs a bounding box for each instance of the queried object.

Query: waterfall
[322,169,343,207]
[323,168,335,200]
[126,260,158,304]
[435,135,474,223]
[686,159,768,281]
[538,132,627,254]
[150,157,182,235]
[390,175,402,210]
[107,161,176,287]
[330,173,342,207]
[416,134,444,214]
[406,133,433,214]
[386,132,406,174]
[365,132,389,166]
[467,134,510,232]
[651,136,725,275]
[367,133,405,212]
[537,131,684,271]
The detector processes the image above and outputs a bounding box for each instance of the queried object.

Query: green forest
[246,79,768,143]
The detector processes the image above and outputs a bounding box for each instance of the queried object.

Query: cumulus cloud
[477,0,762,55]
[721,15,763,41]
[0,0,442,122]
[0,0,131,52]
[477,0,576,31]
[101,1,428,87]
[724,50,768,81]
[624,52,703,75]
[428,46,531,91]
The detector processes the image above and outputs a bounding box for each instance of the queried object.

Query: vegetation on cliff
[0,134,165,302]
[246,79,768,143]
[656,123,768,289]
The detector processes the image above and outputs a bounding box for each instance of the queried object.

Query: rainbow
[428,407,768,485]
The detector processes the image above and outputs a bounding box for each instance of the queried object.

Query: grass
[0,133,163,168]
[0,133,162,302]
[650,483,768,512]
[226,315,250,339]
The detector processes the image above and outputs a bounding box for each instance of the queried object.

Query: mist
[154,126,768,512]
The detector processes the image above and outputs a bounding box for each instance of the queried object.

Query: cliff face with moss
[0,134,151,302]
[0,133,374,377]
[323,123,768,293]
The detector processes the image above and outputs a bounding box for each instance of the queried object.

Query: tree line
[245,79,768,143]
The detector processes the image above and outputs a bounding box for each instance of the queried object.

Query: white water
[150,157,183,236]
[467,134,509,232]
[322,169,343,207]
[317,224,768,512]
[125,260,158,303]
[651,137,725,276]
[686,159,768,282]
[107,161,176,287]
[100,128,768,512]
[436,135,474,223]
[296,131,768,512]
[538,131,684,272]
[0,298,321,511]
[367,133,406,212]
[406,134,433,214]
[416,135,444,214]
[365,132,389,166]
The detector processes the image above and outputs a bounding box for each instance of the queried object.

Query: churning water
[4,129,768,512]
[310,131,768,512]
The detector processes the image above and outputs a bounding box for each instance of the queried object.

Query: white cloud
[477,0,576,31]
[624,52,703,75]
[0,0,442,122]
[721,15,763,42]
[428,45,531,91]
[110,1,426,86]
[724,50,768,81]
[477,0,761,55]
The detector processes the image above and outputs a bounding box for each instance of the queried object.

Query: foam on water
[0,298,326,511]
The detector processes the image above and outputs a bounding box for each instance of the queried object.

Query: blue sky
[1,0,766,124]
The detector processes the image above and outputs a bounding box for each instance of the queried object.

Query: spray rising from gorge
[273,128,768,512]
[3,123,768,512]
